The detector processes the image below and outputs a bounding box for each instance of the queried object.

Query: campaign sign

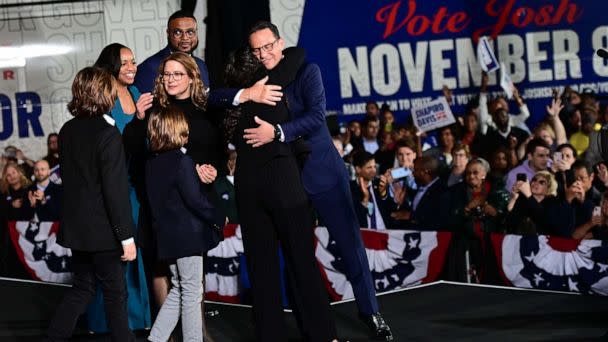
[297,0,608,129]
[477,36,499,73]
[411,97,455,132]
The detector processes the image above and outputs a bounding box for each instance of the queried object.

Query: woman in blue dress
[88,43,151,332]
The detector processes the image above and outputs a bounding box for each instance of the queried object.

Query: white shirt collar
[103,114,116,126]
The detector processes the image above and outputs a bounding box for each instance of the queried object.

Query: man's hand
[11,198,22,209]
[121,242,137,262]
[243,76,283,106]
[392,181,406,206]
[136,93,154,120]
[28,191,36,208]
[243,116,275,148]
[196,164,217,184]
[359,176,370,205]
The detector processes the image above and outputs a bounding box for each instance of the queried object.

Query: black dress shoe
[359,312,394,341]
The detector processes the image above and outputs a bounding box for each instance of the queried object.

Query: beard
[171,40,199,54]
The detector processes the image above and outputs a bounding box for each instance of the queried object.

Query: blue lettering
[16,92,43,138]
[0,94,13,140]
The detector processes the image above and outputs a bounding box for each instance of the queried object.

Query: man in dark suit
[410,156,449,230]
[242,21,393,341]
[46,67,136,342]
[134,10,281,112]
[350,151,397,229]
[27,159,62,222]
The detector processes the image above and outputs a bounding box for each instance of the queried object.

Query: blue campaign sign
[297,0,608,127]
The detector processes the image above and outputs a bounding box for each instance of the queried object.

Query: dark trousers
[310,175,379,315]
[46,249,134,342]
[236,156,336,342]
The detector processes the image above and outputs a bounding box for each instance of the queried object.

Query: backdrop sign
[0,0,179,159]
[297,0,608,126]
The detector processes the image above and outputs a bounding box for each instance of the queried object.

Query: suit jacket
[234,47,305,169]
[349,179,398,229]
[58,115,134,251]
[134,45,237,108]
[410,178,449,230]
[28,182,62,222]
[145,149,224,260]
[281,61,346,194]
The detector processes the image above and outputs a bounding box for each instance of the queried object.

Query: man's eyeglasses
[251,38,279,56]
[161,72,186,82]
[171,29,197,39]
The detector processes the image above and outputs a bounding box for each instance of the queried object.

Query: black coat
[410,178,450,230]
[58,115,134,251]
[145,149,224,260]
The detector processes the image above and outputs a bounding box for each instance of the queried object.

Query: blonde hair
[153,52,207,110]
[533,170,557,196]
[67,67,117,117]
[534,122,556,140]
[147,105,190,153]
[1,162,31,194]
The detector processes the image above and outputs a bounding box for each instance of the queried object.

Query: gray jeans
[148,255,203,342]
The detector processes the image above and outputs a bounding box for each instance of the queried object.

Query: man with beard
[134,10,281,110]
[27,160,62,221]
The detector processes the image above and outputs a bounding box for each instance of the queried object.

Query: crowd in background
[3,72,608,286]
[3,73,608,281]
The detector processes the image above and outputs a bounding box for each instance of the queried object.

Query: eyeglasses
[251,38,279,56]
[531,178,547,185]
[171,28,197,39]
[161,72,186,82]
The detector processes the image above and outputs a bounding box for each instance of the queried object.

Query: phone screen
[391,167,412,180]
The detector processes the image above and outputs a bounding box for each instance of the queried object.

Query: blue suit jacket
[145,149,224,260]
[134,46,237,108]
[281,63,345,195]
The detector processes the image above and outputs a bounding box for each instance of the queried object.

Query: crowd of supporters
[2,72,608,286]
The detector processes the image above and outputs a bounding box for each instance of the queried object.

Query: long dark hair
[223,47,262,144]
[94,43,129,78]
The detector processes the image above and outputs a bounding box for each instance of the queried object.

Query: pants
[148,255,203,342]
[236,156,336,341]
[309,175,379,315]
[46,249,134,342]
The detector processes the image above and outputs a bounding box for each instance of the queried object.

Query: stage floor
[1,279,607,341]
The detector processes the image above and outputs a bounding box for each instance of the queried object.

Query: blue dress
[86,85,151,331]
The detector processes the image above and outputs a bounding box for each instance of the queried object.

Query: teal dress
[86,85,151,331]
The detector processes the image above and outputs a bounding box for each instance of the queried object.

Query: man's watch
[274,125,282,141]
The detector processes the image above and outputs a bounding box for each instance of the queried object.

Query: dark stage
[1,278,606,341]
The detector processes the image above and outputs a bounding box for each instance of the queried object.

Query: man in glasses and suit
[242,21,394,341]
